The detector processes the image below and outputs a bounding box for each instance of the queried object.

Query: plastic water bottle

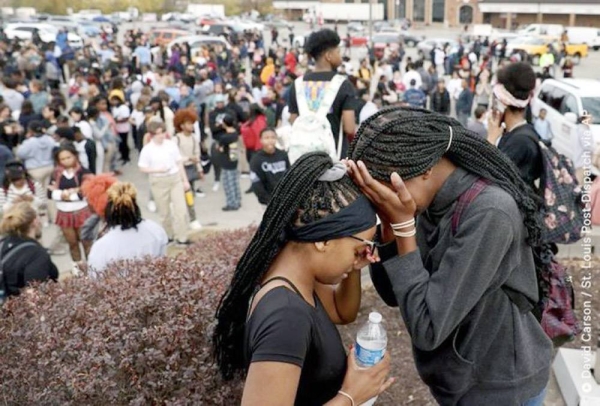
[355,312,387,406]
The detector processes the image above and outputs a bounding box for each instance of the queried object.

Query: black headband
[287,195,377,242]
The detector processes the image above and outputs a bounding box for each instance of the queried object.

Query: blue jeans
[522,388,547,406]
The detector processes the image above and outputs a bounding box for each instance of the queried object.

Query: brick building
[275,0,599,29]
[478,0,600,29]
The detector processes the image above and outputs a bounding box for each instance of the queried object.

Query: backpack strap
[1,242,38,266]
[294,76,309,116]
[316,74,346,117]
[451,179,491,235]
[319,75,347,159]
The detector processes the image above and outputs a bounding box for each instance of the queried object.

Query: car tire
[594,46,600,51]
[406,40,415,47]
[573,53,581,65]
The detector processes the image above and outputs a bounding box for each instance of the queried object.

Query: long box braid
[348,106,542,246]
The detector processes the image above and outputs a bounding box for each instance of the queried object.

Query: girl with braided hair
[347,106,553,406]
[214,152,394,406]
[87,182,168,277]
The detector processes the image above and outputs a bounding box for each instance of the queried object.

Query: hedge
[0,228,256,405]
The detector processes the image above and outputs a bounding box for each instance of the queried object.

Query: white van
[518,24,564,38]
[531,79,600,173]
[567,26,600,49]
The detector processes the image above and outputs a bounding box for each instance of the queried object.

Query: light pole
[369,0,373,46]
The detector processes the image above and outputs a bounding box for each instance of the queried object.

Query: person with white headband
[487,62,543,190]
[346,106,553,406]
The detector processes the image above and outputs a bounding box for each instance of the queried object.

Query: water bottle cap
[369,312,382,324]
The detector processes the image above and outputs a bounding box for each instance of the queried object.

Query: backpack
[0,240,38,307]
[525,134,585,244]
[452,179,581,346]
[288,75,345,164]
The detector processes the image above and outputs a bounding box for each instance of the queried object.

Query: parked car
[531,78,600,173]
[201,23,241,37]
[400,31,425,47]
[149,28,190,47]
[160,35,231,58]
[264,17,292,30]
[92,16,111,23]
[417,38,458,59]
[347,22,366,34]
[506,36,588,65]
[4,23,83,48]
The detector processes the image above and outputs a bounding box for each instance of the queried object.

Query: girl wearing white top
[47,144,93,263]
[138,121,191,245]
[87,182,168,277]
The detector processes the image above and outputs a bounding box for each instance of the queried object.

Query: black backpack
[0,240,37,306]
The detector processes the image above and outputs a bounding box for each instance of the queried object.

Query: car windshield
[581,98,600,125]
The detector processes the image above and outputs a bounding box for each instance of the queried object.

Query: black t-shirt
[249,149,290,205]
[498,123,543,189]
[288,71,356,157]
[217,131,239,171]
[245,287,347,406]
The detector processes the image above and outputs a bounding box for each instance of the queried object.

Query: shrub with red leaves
[0,228,256,405]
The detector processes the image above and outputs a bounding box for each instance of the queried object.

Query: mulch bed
[337,259,600,405]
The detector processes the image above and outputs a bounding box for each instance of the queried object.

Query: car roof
[170,35,230,46]
[542,79,600,97]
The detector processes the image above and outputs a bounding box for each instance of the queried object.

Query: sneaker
[195,188,206,198]
[212,182,220,192]
[175,240,191,247]
[147,200,157,213]
[189,220,202,230]
[222,206,239,212]
[240,172,250,179]
[245,188,253,194]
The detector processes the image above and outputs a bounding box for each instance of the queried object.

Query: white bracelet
[390,218,415,230]
[393,228,417,238]
[337,390,355,406]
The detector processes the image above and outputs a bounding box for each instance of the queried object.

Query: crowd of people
[0,20,593,406]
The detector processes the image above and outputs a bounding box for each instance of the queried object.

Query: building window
[459,5,474,24]
[432,0,444,23]
[413,0,425,22]
[396,0,406,19]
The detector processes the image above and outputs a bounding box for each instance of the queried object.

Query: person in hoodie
[16,120,57,192]
[249,128,289,207]
[1,78,24,113]
[347,106,552,406]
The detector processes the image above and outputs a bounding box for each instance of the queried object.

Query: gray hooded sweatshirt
[16,134,56,170]
[370,168,552,405]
